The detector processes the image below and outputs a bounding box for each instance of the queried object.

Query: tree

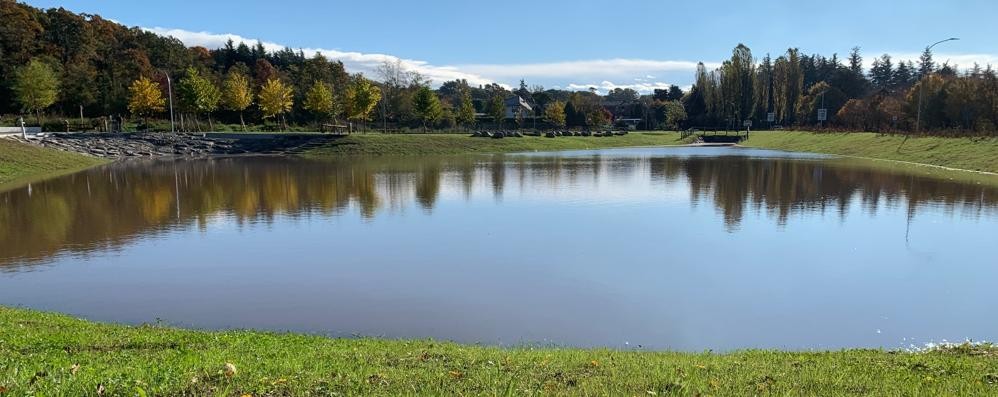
[488,93,505,128]
[848,47,863,75]
[258,78,294,130]
[303,81,336,124]
[918,47,935,78]
[127,76,165,126]
[544,100,566,127]
[411,86,443,131]
[456,86,476,127]
[13,60,60,125]
[177,68,221,131]
[221,70,253,129]
[344,77,381,124]
[869,54,894,91]
[662,100,687,129]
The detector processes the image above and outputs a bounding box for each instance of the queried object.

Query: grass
[1,307,996,396]
[742,131,998,174]
[0,138,107,187]
[301,132,690,157]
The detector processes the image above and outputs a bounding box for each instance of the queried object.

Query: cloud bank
[142,27,698,93]
[144,27,998,95]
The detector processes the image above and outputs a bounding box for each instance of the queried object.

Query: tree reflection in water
[1,151,995,267]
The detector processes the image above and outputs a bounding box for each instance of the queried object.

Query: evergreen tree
[918,47,935,78]
[848,47,864,75]
[869,54,894,90]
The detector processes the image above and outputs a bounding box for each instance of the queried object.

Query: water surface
[2,147,996,351]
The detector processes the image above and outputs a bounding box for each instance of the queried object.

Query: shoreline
[3,131,997,189]
[2,306,995,395]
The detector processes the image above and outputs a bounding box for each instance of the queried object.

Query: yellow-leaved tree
[128,76,166,127]
[303,81,336,125]
[544,100,566,127]
[345,77,382,126]
[258,78,294,131]
[222,70,253,130]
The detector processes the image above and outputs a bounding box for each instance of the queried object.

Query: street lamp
[161,70,176,133]
[915,37,959,134]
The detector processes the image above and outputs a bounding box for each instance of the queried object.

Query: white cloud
[142,26,717,92]
[143,27,497,87]
[458,59,718,81]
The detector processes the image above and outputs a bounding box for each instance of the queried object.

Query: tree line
[2,1,995,135]
[685,44,998,135]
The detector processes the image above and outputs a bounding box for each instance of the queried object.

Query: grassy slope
[302,132,688,157]
[743,131,998,174]
[0,138,106,186]
[1,308,996,396]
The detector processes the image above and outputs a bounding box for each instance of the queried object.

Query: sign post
[766,112,775,130]
[817,109,828,127]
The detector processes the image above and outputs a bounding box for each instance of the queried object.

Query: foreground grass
[0,138,106,186]
[1,308,996,396]
[302,132,688,157]
[743,131,998,174]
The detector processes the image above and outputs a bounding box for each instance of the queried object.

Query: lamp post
[915,37,959,134]
[161,70,176,133]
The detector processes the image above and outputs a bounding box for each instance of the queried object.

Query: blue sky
[24,0,998,92]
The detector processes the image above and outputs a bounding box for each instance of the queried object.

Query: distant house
[504,96,533,120]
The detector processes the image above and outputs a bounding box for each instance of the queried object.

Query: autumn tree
[344,77,381,124]
[221,70,253,130]
[303,81,336,125]
[258,78,294,130]
[127,76,165,127]
[412,86,443,131]
[544,100,566,127]
[13,60,60,125]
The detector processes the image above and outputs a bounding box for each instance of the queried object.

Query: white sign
[817,109,828,121]
[766,112,776,122]
[742,120,753,128]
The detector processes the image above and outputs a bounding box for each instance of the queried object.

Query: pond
[1,147,996,351]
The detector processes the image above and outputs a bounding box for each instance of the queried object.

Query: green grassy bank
[301,132,688,157]
[742,131,998,174]
[1,307,996,396]
[0,138,106,187]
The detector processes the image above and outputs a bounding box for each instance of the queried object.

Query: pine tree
[848,47,864,75]
[918,47,935,78]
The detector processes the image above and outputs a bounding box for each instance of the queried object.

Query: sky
[24,0,998,93]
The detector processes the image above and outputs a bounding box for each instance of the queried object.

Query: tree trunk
[239,112,246,131]
[207,114,214,132]
[35,109,42,128]
[280,113,287,132]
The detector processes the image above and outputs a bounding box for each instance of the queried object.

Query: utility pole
[916,37,959,135]
[162,70,176,133]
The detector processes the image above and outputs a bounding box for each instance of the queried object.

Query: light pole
[161,70,176,133]
[915,37,959,134]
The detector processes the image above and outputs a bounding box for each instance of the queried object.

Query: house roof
[504,96,533,112]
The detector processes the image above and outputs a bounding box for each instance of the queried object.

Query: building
[504,96,533,120]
